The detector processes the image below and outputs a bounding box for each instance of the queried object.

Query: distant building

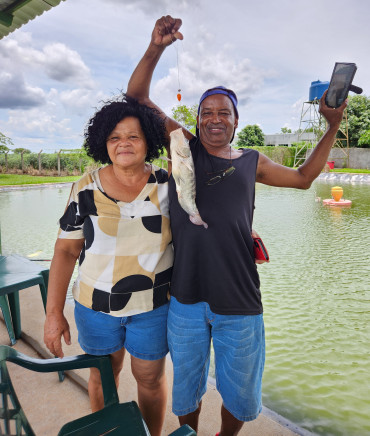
[264,132,316,146]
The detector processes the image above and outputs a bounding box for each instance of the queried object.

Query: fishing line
[173,40,182,101]
[163,19,182,102]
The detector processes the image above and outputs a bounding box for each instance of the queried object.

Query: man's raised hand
[152,15,183,47]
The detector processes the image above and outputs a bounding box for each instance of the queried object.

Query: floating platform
[323,199,352,207]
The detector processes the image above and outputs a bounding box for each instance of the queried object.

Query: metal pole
[345,109,350,168]
[5,150,9,172]
[21,150,25,172]
[57,149,61,176]
[38,149,43,173]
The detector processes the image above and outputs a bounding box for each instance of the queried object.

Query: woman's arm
[44,238,84,358]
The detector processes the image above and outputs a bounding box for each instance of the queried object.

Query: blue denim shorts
[74,301,169,360]
[167,297,265,422]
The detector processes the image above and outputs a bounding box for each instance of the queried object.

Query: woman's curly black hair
[84,93,168,164]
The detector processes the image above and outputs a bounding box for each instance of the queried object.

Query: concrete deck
[0,285,308,435]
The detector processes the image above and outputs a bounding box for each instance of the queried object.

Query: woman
[44,94,173,436]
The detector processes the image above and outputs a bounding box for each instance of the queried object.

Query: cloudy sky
[0,0,369,152]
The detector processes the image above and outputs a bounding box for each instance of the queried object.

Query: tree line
[0,147,95,175]
[1,94,369,174]
[171,94,370,148]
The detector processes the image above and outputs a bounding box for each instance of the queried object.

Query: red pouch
[253,237,269,262]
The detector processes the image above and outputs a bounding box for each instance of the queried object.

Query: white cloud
[3,103,81,152]
[105,0,195,14]
[0,29,101,149]
[0,71,46,109]
[42,43,94,87]
[7,107,70,135]
[0,37,94,88]
[153,28,269,114]
[59,88,106,115]
[1,0,369,149]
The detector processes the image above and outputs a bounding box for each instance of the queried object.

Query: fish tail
[189,214,208,229]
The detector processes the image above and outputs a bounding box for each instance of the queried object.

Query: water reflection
[0,186,76,296]
[252,181,370,436]
[0,181,369,435]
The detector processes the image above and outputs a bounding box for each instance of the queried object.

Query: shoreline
[317,172,370,183]
[0,181,73,191]
[0,172,369,192]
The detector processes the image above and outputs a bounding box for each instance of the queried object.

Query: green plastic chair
[0,273,47,345]
[0,254,49,344]
[0,254,49,290]
[0,345,196,436]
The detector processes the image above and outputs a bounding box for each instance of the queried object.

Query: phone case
[253,237,269,262]
[325,62,357,108]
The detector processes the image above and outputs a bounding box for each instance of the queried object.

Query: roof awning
[0,0,66,40]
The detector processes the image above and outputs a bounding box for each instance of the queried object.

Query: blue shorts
[167,297,265,422]
[74,301,169,360]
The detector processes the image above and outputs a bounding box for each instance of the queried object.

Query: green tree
[0,132,14,150]
[171,104,198,134]
[281,127,292,134]
[236,124,264,148]
[13,148,31,154]
[346,95,370,147]
[358,129,370,148]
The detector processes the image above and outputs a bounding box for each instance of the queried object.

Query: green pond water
[0,180,369,436]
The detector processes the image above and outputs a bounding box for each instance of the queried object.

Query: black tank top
[169,137,263,315]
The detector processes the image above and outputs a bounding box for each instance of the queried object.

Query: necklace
[205,146,236,186]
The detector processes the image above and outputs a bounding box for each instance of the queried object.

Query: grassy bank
[0,167,368,187]
[329,168,370,173]
[0,174,80,186]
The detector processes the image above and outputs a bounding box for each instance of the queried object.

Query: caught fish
[170,128,208,229]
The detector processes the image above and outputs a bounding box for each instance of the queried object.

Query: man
[127,16,346,436]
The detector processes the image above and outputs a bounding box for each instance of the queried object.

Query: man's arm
[127,15,193,141]
[256,91,346,189]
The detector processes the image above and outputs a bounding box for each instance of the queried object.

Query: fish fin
[176,175,187,188]
[180,158,194,173]
[189,214,208,229]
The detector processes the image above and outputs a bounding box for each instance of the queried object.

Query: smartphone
[325,62,357,108]
[253,237,269,262]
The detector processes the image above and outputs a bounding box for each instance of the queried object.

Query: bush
[0,150,96,174]
[236,125,265,148]
[347,95,370,147]
[358,130,370,148]
[237,145,297,167]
